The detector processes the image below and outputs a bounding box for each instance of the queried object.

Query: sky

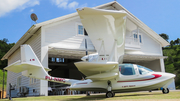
[0,0,180,43]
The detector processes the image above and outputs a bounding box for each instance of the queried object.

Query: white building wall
[139,29,162,55]
[7,29,41,97]
[7,48,21,97]
[43,16,94,51]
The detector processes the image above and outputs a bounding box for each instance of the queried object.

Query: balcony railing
[125,37,140,49]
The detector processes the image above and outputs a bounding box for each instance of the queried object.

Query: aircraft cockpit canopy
[119,64,154,75]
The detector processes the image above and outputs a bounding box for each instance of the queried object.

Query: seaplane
[4,7,175,98]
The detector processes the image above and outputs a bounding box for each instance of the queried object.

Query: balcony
[125,37,141,50]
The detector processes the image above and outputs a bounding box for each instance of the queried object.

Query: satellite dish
[30,13,38,23]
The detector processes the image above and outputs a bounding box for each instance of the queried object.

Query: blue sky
[0,0,179,43]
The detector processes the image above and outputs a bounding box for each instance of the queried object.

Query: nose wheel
[162,88,169,94]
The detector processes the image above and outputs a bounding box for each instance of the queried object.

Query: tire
[112,92,115,97]
[17,92,22,97]
[86,93,90,96]
[162,88,169,94]
[106,91,113,98]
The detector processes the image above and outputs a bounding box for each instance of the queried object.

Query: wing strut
[108,40,117,61]
[97,40,107,62]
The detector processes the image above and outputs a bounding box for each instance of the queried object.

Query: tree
[159,33,169,42]
[0,38,15,70]
[177,38,180,45]
[163,38,180,89]
[170,40,174,48]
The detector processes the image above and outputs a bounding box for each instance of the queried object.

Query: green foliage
[159,33,169,42]
[0,38,15,70]
[0,38,14,90]
[0,69,7,90]
[163,39,180,88]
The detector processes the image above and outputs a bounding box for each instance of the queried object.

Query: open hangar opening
[123,54,166,72]
[46,47,166,95]
[47,48,96,95]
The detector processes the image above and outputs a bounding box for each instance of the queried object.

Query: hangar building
[1,1,175,97]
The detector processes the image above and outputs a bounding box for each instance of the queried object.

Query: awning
[48,47,96,59]
[123,54,168,62]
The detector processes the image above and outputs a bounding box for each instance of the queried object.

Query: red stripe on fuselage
[117,74,162,83]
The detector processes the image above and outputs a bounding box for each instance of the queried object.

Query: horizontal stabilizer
[4,60,42,73]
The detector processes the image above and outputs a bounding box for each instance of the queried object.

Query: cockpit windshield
[137,65,153,75]
[119,64,136,75]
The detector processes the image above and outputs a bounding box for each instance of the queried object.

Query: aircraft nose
[163,72,176,79]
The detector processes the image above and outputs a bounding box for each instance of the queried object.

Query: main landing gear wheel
[162,88,169,94]
[106,91,113,98]
[112,92,115,97]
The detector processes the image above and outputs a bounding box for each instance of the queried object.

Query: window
[139,35,142,43]
[56,58,64,63]
[137,65,153,75]
[30,78,37,85]
[77,24,88,36]
[51,58,55,62]
[133,33,138,42]
[78,25,84,35]
[119,64,136,75]
[133,33,142,43]
[134,33,138,39]
[17,76,21,87]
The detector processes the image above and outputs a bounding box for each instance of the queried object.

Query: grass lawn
[1,90,180,101]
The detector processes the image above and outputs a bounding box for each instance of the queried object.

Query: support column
[40,27,48,96]
[160,59,165,72]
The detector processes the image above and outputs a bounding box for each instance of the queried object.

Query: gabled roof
[1,1,169,60]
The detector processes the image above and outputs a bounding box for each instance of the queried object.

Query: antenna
[30,13,38,24]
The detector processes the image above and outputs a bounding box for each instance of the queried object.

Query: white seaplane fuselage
[69,65,175,93]
[45,63,175,93]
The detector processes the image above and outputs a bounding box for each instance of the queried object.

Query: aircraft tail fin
[4,44,49,79]
[4,45,78,84]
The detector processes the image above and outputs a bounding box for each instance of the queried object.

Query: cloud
[51,0,80,9]
[68,1,78,9]
[30,9,34,13]
[0,0,40,17]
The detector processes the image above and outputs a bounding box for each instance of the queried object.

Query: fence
[0,69,6,99]
[0,90,6,99]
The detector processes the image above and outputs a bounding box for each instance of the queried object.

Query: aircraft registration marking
[45,76,65,83]
[122,85,135,88]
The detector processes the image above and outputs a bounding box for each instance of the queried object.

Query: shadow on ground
[68,93,162,100]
